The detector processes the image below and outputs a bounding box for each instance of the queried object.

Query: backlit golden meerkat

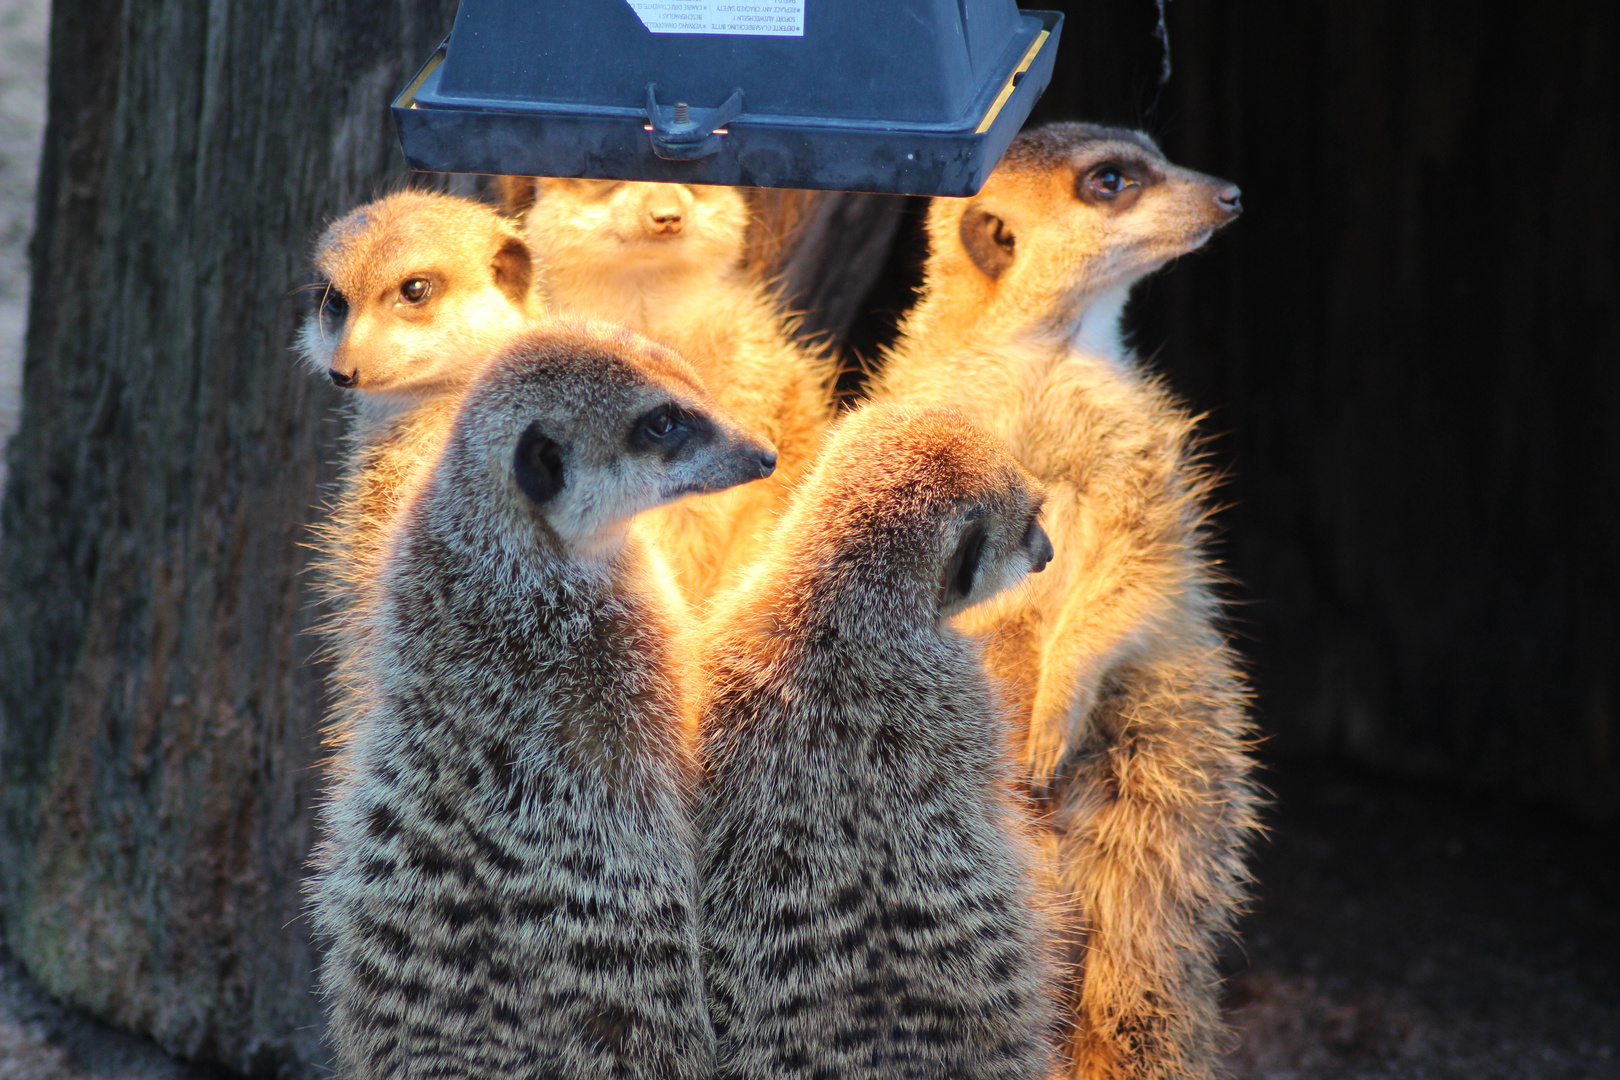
[513,178,835,602]
[299,189,535,422]
[873,123,1261,1080]
[699,404,1061,1080]
[296,191,539,765]
[310,324,778,1080]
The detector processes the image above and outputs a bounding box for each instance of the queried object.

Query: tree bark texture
[0,1,456,1075]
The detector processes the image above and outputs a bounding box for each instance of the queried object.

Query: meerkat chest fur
[317,523,706,1080]
[378,525,685,790]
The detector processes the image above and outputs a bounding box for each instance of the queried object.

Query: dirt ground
[3,756,1615,1080]
[0,950,219,1080]
[1220,761,1620,1080]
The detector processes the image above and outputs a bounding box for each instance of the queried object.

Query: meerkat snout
[1026,518,1055,573]
[643,183,687,235]
[1217,182,1243,217]
[940,486,1051,618]
[646,403,777,499]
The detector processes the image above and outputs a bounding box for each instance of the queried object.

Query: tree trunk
[0,2,456,1075]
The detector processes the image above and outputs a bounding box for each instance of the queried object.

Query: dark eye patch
[629,402,713,460]
[320,285,348,320]
[1075,156,1156,210]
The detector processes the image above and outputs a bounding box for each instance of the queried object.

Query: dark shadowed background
[987,0,1618,818]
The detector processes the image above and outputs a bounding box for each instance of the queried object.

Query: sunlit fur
[297,191,536,422]
[519,179,836,603]
[309,324,776,1080]
[873,123,1262,1080]
[297,192,541,782]
[698,404,1062,1080]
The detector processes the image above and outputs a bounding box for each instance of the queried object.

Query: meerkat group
[300,120,1257,1080]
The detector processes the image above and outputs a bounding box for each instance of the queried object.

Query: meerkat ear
[943,518,988,607]
[514,422,564,505]
[493,175,537,219]
[492,236,533,306]
[959,205,1017,279]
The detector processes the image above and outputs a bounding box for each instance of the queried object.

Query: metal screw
[673,102,690,124]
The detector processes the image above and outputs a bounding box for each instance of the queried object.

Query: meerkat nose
[1216,184,1242,217]
[1028,525,1055,574]
[756,448,778,478]
[329,367,359,389]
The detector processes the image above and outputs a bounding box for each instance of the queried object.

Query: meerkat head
[527,179,749,298]
[927,122,1241,334]
[783,404,1051,625]
[297,191,534,408]
[438,322,777,558]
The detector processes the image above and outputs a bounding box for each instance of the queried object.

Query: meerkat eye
[639,404,685,441]
[1087,165,1136,198]
[399,278,432,304]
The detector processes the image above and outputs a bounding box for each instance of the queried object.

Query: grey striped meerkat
[296,191,538,765]
[513,178,835,602]
[310,323,778,1080]
[872,124,1261,1080]
[698,403,1062,1080]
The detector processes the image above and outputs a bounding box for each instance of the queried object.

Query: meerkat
[309,323,778,1080]
[295,191,540,762]
[872,124,1262,1080]
[298,188,538,603]
[698,403,1062,1080]
[298,189,535,421]
[512,178,835,602]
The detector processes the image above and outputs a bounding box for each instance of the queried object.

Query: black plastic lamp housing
[393,0,1063,196]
